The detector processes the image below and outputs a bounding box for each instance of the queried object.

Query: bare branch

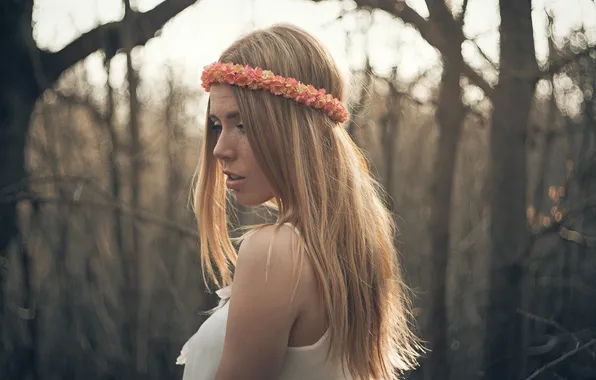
[459,63,494,98]
[470,39,498,70]
[53,90,107,125]
[541,46,596,79]
[320,7,356,29]
[558,225,596,247]
[381,73,486,121]
[424,0,455,23]
[518,309,596,359]
[3,192,199,238]
[524,337,596,380]
[460,0,470,23]
[39,0,197,90]
[405,65,436,92]
[530,194,596,248]
[379,75,426,106]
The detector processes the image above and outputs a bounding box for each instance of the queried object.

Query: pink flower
[235,75,253,87]
[224,72,237,84]
[283,85,300,99]
[270,77,287,95]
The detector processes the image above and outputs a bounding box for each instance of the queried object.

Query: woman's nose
[213,132,234,161]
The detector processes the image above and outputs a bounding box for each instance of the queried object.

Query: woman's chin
[233,192,273,208]
[232,192,256,207]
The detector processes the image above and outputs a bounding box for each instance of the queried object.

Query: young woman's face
[209,84,275,207]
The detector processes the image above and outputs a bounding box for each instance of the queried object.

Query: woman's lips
[226,176,247,190]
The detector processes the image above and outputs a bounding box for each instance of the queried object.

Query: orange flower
[284,86,300,99]
[235,75,253,87]
[261,70,274,81]
[271,85,286,95]
[224,72,237,84]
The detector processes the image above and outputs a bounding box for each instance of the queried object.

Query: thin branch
[0,175,108,199]
[39,0,197,90]
[530,193,596,248]
[3,193,199,239]
[459,0,470,23]
[0,175,199,238]
[320,7,355,29]
[470,38,498,70]
[54,90,107,125]
[524,337,596,380]
[558,225,596,247]
[540,46,596,79]
[379,76,426,106]
[380,73,486,121]
[424,0,455,23]
[518,309,596,359]
[406,65,436,92]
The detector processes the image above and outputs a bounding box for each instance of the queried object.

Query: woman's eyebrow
[208,111,240,121]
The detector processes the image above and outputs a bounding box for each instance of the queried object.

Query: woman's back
[179,224,352,380]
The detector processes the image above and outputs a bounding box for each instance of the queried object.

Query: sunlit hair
[193,23,422,379]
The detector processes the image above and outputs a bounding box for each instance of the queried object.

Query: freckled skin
[210,84,275,206]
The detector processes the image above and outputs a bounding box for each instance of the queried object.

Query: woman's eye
[211,124,222,133]
[237,124,244,130]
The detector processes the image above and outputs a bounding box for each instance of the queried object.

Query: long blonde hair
[194,23,421,380]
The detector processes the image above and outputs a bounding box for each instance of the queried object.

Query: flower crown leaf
[201,61,349,123]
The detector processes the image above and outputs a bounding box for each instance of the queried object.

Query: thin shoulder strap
[283,222,301,236]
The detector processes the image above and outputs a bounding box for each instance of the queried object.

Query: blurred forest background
[1,0,596,379]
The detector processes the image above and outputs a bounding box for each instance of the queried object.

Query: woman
[179,23,421,380]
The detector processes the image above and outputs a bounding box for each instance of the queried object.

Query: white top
[177,226,352,380]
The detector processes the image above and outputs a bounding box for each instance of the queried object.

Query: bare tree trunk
[44,102,81,379]
[418,3,467,379]
[382,73,401,209]
[123,0,143,375]
[163,67,183,265]
[427,58,465,380]
[104,58,125,257]
[0,3,36,378]
[532,81,557,215]
[16,238,38,380]
[0,98,33,379]
[485,1,538,379]
[164,69,180,227]
[579,63,595,163]
[13,99,45,379]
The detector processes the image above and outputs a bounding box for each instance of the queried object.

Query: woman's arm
[215,225,302,380]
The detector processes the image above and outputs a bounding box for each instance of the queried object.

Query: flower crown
[201,61,349,123]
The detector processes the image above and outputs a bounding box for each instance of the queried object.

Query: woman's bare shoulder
[215,224,307,379]
[233,223,315,309]
[239,224,300,260]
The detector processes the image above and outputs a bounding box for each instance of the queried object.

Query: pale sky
[33,0,596,100]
